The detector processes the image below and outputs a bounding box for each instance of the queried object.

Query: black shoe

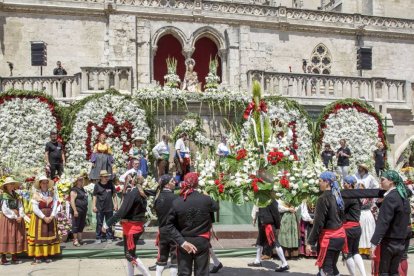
[210,262,223,273]
[148,264,157,271]
[275,265,289,272]
[247,262,262,267]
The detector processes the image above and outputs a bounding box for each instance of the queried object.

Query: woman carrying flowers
[28,176,61,264]
[69,172,88,247]
[0,177,27,265]
[89,133,114,181]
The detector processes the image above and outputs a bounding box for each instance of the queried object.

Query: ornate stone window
[310,44,332,75]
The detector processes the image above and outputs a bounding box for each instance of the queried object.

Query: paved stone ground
[1,238,413,275]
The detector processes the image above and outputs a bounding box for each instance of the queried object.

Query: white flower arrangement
[65,94,150,175]
[0,97,58,167]
[321,107,381,171]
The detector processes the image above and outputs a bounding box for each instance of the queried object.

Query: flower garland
[0,93,62,167]
[171,113,215,148]
[65,93,150,174]
[316,99,386,171]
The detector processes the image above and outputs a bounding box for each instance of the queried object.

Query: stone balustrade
[247,70,412,109]
[0,75,81,99]
[80,66,133,94]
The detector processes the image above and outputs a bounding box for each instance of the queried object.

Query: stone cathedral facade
[1,0,414,164]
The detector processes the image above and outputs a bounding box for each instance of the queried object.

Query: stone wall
[0,11,106,77]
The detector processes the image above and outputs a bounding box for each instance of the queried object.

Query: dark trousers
[50,163,64,179]
[123,233,143,262]
[72,211,87,233]
[157,234,177,266]
[177,237,210,276]
[375,166,384,177]
[319,238,344,276]
[96,211,114,240]
[379,238,406,276]
[345,226,361,257]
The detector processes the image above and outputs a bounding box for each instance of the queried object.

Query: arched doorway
[192,37,222,91]
[153,34,185,86]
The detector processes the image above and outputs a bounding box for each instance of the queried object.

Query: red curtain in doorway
[192,37,222,91]
[153,34,185,86]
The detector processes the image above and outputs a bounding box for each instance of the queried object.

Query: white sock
[353,254,366,276]
[135,258,151,276]
[126,261,134,276]
[275,246,288,267]
[156,265,165,276]
[210,248,221,266]
[255,245,263,263]
[345,257,356,276]
[170,267,178,276]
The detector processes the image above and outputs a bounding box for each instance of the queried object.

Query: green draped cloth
[278,212,299,248]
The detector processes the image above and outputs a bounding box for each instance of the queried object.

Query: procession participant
[28,176,61,264]
[120,159,143,184]
[343,176,366,276]
[153,174,178,276]
[373,142,386,177]
[89,133,114,181]
[152,135,171,178]
[0,177,26,264]
[69,172,88,247]
[336,139,351,182]
[321,143,335,170]
[306,171,347,276]
[93,170,118,244]
[358,183,376,257]
[354,164,378,190]
[128,137,148,178]
[174,132,190,182]
[299,200,317,257]
[102,176,151,276]
[370,170,411,276]
[216,136,230,157]
[165,172,218,275]
[248,200,290,272]
[398,225,412,276]
[45,131,65,179]
[278,200,299,259]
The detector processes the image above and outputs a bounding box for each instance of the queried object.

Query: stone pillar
[218,49,228,86]
[136,19,151,88]
[239,26,251,92]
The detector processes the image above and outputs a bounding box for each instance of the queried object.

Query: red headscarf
[180,172,199,200]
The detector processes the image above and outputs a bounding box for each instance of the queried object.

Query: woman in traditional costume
[299,200,317,257]
[89,133,114,181]
[306,171,347,276]
[343,176,366,276]
[358,183,376,257]
[0,177,27,265]
[28,176,60,264]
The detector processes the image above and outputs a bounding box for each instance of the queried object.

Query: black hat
[159,174,173,188]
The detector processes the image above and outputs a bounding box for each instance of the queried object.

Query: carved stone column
[137,19,151,88]
[218,48,228,86]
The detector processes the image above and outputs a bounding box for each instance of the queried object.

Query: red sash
[198,231,211,240]
[343,221,360,230]
[372,245,381,276]
[316,227,348,268]
[155,230,160,247]
[264,224,276,246]
[121,221,144,251]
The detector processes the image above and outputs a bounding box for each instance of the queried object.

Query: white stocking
[345,257,356,276]
[170,267,178,276]
[255,245,263,264]
[126,261,134,276]
[353,254,367,276]
[210,248,221,266]
[275,246,288,267]
[156,265,165,276]
[135,257,151,276]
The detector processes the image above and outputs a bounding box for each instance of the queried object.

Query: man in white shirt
[152,135,171,178]
[354,163,378,189]
[174,132,190,182]
[120,159,142,183]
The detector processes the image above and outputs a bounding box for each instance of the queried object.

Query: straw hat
[99,170,111,177]
[358,163,369,172]
[34,176,54,190]
[1,177,20,190]
[132,136,145,142]
[72,171,88,187]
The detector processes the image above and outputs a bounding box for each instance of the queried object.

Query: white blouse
[1,200,24,220]
[31,191,58,219]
